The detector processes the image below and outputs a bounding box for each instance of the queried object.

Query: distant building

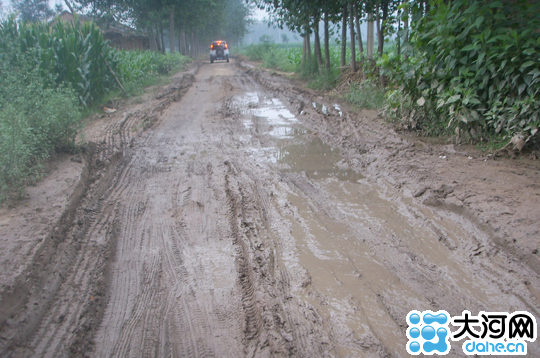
[52,11,149,51]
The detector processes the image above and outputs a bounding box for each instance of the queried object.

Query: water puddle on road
[237,92,508,356]
[237,92,301,140]
[236,93,362,182]
[277,137,364,182]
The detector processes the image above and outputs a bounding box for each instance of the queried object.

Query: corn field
[0,16,190,202]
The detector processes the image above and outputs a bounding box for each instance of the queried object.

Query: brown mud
[0,59,538,357]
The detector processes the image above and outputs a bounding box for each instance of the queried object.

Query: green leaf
[446,95,461,104]
[521,61,536,70]
[474,16,484,29]
[489,1,503,8]
[529,68,540,80]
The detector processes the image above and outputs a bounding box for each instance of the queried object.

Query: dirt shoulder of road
[0,62,200,351]
[239,60,540,276]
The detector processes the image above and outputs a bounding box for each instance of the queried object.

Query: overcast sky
[1,0,59,13]
[2,0,269,21]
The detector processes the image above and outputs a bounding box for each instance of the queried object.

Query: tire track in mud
[0,72,196,357]
[91,69,248,358]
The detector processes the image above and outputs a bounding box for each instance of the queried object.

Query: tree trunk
[155,24,162,52]
[314,15,323,70]
[180,30,187,55]
[340,4,347,72]
[367,10,374,59]
[178,27,184,55]
[160,23,165,54]
[305,22,311,60]
[397,11,401,57]
[376,4,382,56]
[169,7,175,53]
[354,3,363,54]
[149,25,158,52]
[301,34,306,67]
[403,4,409,60]
[324,12,330,71]
[186,33,193,56]
[379,1,388,57]
[63,0,74,13]
[349,4,356,72]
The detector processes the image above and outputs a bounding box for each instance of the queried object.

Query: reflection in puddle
[270,127,307,139]
[278,138,364,183]
[236,93,299,139]
[234,93,364,183]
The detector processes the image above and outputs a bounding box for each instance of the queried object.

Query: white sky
[2,1,269,19]
[1,0,62,13]
[252,7,268,21]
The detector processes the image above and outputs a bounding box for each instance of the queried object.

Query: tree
[281,33,289,43]
[340,3,347,72]
[70,0,252,54]
[13,0,54,22]
[54,3,64,14]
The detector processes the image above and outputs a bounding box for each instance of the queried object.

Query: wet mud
[0,60,538,357]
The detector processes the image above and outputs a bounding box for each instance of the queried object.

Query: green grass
[342,81,386,110]
[475,133,508,152]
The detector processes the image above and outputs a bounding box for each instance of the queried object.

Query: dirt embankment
[241,61,540,275]
[0,59,538,358]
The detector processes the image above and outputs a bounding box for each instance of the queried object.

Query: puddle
[269,126,307,139]
[235,93,363,183]
[278,137,364,183]
[236,93,299,139]
[284,192,416,357]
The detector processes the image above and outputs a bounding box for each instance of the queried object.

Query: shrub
[0,55,82,201]
[0,17,191,202]
[381,0,540,139]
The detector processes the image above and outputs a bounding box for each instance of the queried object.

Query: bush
[381,0,540,139]
[0,16,118,107]
[0,56,82,201]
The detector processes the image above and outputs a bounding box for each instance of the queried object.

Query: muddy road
[1,60,539,357]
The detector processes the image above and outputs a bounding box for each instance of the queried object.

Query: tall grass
[342,80,386,110]
[0,55,82,201]
[116,50,191,85]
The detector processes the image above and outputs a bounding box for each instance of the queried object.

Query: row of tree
[8,0,253,56]
[255,0,431,73]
